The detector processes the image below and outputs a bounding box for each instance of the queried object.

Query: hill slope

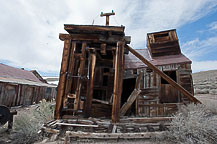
[193,69,217,95]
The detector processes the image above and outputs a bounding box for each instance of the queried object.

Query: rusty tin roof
[0,63,42,82]
[124,49,191,69]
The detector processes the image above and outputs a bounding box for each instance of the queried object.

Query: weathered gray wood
[120,90,141,116]
[121,117,173,123]
[56,123,98,127]
[66,131,164,139]
[59,33,131,44]
[126,45,201,104]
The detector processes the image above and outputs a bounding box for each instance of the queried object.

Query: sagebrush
[13,99,54,144]
[165,104,217,144]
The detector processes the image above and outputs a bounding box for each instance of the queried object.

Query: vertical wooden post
[85,48,96,117]
[74,43,87,111]
[112,41,125,123]
[55,39,71,119]
[106,16,109,26]
[63,42,76,108]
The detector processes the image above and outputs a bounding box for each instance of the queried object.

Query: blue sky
[0,0,217,76]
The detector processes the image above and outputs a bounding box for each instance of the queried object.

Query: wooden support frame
[74,43,87,111]
[126,45,201,104]
[63,42,76,108]
[112,41,125,123]
[55,39,71,119]
[84,48,96,117]
[59,33,131,44]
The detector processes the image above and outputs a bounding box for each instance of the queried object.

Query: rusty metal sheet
[0,77,56,87]
[0,63,41,82]
[124,49,191,69]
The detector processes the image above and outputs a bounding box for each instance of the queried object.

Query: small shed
[0,63,56,107]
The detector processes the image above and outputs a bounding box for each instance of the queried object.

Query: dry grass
[164,104,217,144]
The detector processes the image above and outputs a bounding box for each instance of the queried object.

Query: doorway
[121,78,136,115]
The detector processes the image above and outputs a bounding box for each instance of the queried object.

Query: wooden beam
[120,90,141,116]
[112,41,125,123]
[59,33,131,44]
[64,24,125,34]
[55,39,71,119]
[63,42,76,108]
[74,43,87,111]
[56,123,98,127]
[126,45,201,104]
[121,117,173,123]
[66,131,164,139]
[84,48,96,117]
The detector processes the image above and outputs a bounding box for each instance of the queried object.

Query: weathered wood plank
[63,42,76,108]
[122,117,173,123]
[120,90,141,116]
[74,43,87,111]
[64,24,125,34]
[55,39,71,119]
[112,41,125,123]
[56,123,98,127]
[84,48,96,117]
[126,45,201,104]
[59,33,131,44]
[66,131,164,139]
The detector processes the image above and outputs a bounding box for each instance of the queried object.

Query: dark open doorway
[160,70,178,103]
[121,78,136,115]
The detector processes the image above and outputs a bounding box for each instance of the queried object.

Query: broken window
[154,32,170,42]
[161,70,177,84]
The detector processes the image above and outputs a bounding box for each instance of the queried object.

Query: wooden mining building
[55,12,200,123]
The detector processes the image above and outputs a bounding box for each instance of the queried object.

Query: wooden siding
[125,63,195,117]
[0,82,56,107]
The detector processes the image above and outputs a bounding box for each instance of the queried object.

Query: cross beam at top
[100,11,115,26]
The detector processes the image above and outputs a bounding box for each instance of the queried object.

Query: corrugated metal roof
[124,49,191,69]
[0,63,41,82]
[0,76,56,87]
[125,49,151,69]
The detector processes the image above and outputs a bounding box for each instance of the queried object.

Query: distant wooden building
[55,23,200,123]
[0,64,56,107]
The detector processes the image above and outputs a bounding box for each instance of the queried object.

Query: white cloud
[181,34,217,73]
[208,21,217,30]
[0,0,217,75]
[182,36,217,60]
[192,60,217,72]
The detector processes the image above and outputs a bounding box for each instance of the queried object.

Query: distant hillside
[193,70,217,95]
[193,69,217,83]
[43,76,59,85]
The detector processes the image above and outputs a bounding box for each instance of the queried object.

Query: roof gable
[0,63,41,82]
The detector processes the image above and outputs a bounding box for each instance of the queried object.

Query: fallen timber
[41,117,170,140]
